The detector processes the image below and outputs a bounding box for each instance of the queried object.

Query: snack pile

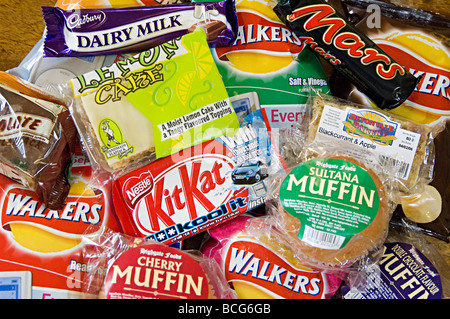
[0,0,449,299]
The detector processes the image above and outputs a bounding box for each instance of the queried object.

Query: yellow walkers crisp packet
[67,29,239,176]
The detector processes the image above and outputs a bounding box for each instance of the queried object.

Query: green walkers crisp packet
[212,0,330,130]
[279,158,380,250]
[68,29,239,175]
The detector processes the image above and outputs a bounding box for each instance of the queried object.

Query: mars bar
[273,0,420,110]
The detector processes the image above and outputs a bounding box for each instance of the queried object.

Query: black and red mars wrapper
[42,0,238,57]
[273,0,420,110]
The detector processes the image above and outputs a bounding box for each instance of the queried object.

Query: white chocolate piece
[400,185,442,224]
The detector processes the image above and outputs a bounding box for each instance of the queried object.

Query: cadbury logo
[123,171,154,208]
[67,11,106,29]
[286,4,406,80]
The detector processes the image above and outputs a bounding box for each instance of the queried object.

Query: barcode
[303,225,345,250]
[343,290,366,299]
[379,155,410,180]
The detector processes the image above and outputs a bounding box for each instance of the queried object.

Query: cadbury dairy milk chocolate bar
[273,0,420,110]
[42,1,238,57]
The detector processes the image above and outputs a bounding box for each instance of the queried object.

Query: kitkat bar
[42,0,238,57]
[273,0,420,110]
[112,109,286,244]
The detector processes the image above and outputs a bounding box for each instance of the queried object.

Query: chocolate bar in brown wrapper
[0,72,77,210]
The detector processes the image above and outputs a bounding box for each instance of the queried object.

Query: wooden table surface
[0,0,449,297]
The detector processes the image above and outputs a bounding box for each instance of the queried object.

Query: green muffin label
[280,158,380,250]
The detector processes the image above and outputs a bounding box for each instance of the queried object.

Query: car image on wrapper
[231,159,269,184]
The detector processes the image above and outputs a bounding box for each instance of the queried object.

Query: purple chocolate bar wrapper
[42,1,238,57]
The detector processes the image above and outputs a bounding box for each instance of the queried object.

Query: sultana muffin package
[260,92,441,270]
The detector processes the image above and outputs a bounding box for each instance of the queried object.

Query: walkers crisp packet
[211,0,330,129]
[0,145,121,299]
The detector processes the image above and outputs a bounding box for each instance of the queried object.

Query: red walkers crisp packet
[0,145,121,299]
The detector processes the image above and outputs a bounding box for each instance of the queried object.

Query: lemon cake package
[81,226,236,299]
[211,0,330,130]
[0,72,78,210]
[333,0,450,126]
[42,0,238,57]
[200,215,343,299]
[0,144,122,299]
[65,29,239,177]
